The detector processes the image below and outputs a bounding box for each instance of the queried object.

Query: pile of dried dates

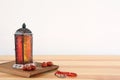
[22,64,36,71]
[22,61,53,71]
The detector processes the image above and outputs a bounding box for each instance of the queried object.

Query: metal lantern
[15,23,33,64]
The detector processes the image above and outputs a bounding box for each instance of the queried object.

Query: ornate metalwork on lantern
[13,23,33,69]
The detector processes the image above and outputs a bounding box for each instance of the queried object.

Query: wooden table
[0,55,120,80]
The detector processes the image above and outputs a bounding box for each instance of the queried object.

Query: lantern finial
[22,23,26,28]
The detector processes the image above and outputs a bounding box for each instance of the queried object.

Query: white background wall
[0,0,120,55]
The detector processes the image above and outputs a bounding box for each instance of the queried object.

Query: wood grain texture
[0,55,120,80]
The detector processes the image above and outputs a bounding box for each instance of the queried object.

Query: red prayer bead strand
[55,71,77,78]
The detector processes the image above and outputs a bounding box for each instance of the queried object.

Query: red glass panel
[15,35,23,64]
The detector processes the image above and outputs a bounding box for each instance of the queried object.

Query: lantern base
[12,62,36,69]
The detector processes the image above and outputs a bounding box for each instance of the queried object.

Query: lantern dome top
[15,23,32,34]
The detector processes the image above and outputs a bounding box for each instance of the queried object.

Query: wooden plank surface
[0,55,120,80]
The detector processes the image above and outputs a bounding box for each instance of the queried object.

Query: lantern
[14,23,33,65]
